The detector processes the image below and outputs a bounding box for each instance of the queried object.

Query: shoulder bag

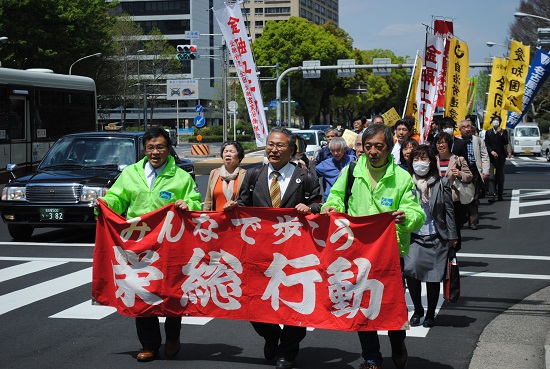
[453,156,475,204]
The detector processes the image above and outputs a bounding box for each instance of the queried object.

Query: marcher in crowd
[458,119,490,230]
[204,140,246,211]
[426,121,439,149]
[404,145,458,328]
[315,127,355,164]
[484,115,509,202]
[435,132,473,249]
[225,127,322,369]
[292,135,317,172]
[353,115,368,135]
[398,137,419,172]
[94,127,202,362]
[315,137,355,200]
[321,124,425,369]
[391,119,414,165]
[371,114,385,125]
[440,117,469,161]
[354,133,364,157]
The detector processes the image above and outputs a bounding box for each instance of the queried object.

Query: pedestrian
[435,132,473,249]
[484,116,509,202]
[353,115,368,135]
[321,124,425,369]
[458,119,490,230]
[398,137,419,172]
[404,144,458,328]
[203,140,246,211]
[224,127,322,369]
[292,134,317,172]
[440,117,468,160]
[354,132,364,157]
[94,127,202,362]
[391,119,414,165]
[426,121,439,149]
[315,137,355,200]
[371,114,385,125]
[315,127,355,164]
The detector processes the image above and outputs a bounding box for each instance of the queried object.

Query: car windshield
[39,137,136,169]
[516,128,539,137]
[296,133,316,145]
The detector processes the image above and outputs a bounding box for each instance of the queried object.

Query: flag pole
[402,50,420,118]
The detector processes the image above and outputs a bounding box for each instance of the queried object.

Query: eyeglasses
[145,144,167,152]
[266,142,288,150]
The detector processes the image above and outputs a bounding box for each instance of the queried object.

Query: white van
[508,122,542,156]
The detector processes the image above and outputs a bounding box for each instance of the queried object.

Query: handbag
[444,248,460,302]
[454,178,475,205]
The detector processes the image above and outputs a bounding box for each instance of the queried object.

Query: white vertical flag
[417,34,444,143]
[214,4,268,147]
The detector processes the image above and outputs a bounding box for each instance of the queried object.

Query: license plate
[39,207,65,221]
[523,149,532,154]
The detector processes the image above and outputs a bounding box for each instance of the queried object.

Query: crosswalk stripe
[0,261,67,282]
[0,267,92,316]
[50,299,116,320]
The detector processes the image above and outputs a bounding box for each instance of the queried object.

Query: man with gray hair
[315,137,356,200]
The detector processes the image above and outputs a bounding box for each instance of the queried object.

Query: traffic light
[176,45,198,60]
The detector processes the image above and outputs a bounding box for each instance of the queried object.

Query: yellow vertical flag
[483,57,508,130]
[503,40,530,114]
[444,38,470,124]
[404,56,422,134]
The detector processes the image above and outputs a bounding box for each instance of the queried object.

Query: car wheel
[8,224,34,241]
[546,149,550,162]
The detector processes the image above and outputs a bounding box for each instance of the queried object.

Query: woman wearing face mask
[404,145,458,328]
[204,141,247,211]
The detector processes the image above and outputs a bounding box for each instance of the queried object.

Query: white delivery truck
[508,122,542,156]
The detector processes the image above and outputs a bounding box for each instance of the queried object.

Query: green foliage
[0,0,115,73]
[253,17,353,125]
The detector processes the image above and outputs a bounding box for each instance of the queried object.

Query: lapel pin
[296,178,302,184]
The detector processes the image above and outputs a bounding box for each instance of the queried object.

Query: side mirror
[6,164,18,180]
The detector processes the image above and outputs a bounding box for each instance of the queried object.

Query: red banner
[92,201,408,332]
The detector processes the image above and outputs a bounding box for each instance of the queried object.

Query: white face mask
[413,161,430,176]
[492,121,500,128]
[443,128,454,135]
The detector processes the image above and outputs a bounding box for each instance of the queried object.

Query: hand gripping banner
[92,201,409,332]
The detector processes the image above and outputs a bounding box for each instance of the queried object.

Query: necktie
[150,170,157,189]
[270,171,281,208]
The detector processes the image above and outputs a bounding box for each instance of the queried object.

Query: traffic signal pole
[274,62,492,125]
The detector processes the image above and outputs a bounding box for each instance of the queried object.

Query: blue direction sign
[195,104,203,113]
[194,115,206,128]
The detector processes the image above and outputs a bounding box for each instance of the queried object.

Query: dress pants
[251,321,306,361]
[358,330,406,364]
[488,160,505,199]
[468,165,483,227]
[136,316,182,351]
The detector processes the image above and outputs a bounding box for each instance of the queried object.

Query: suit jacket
[484,129,509,165]
[459,135,490,178]
[237,163,322,213]
[203,167,247,211]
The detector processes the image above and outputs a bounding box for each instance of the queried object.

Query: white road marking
[0,261,68,282]
[50,300,116,319]
[509,189,550,219]
[0,267,92,316]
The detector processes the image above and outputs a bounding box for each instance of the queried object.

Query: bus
[0,67,97,182]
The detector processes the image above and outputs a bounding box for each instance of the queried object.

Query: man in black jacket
[224,127,322,369]
[484,116,509,201]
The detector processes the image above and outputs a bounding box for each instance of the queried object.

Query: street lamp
[514,12,550,23]
[68,52,102,75]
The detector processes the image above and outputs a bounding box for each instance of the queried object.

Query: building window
[255,21,263,28]
[137,20,190,35]
[255,8,263,15]
[119,1,190,15]
[265,7,291,14]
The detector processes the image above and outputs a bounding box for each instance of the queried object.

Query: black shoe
[423,318,435,327]
[390,340,408,369]
[409,311,424,327]
[488,197,496,203]
[264,338,278,361]
[498,196,504,201]
[358,361,381,369]
[275,357,294,369]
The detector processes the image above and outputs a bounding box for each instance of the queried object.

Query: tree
[141,28,181,124]
[0,0,114,73]
[252,17,353,127]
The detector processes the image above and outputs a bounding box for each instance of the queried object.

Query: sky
[339,0,522,70]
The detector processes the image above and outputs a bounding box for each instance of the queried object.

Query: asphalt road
[1,154,549,369]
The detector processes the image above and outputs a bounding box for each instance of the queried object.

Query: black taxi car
[0,131,195,240]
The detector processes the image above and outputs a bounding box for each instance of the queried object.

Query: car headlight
[2,186,27,201]
[81,186,108,202]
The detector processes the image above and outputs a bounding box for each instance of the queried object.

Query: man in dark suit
[484,115,509,201]
[225,127,322,369]
[439,117,468,161]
